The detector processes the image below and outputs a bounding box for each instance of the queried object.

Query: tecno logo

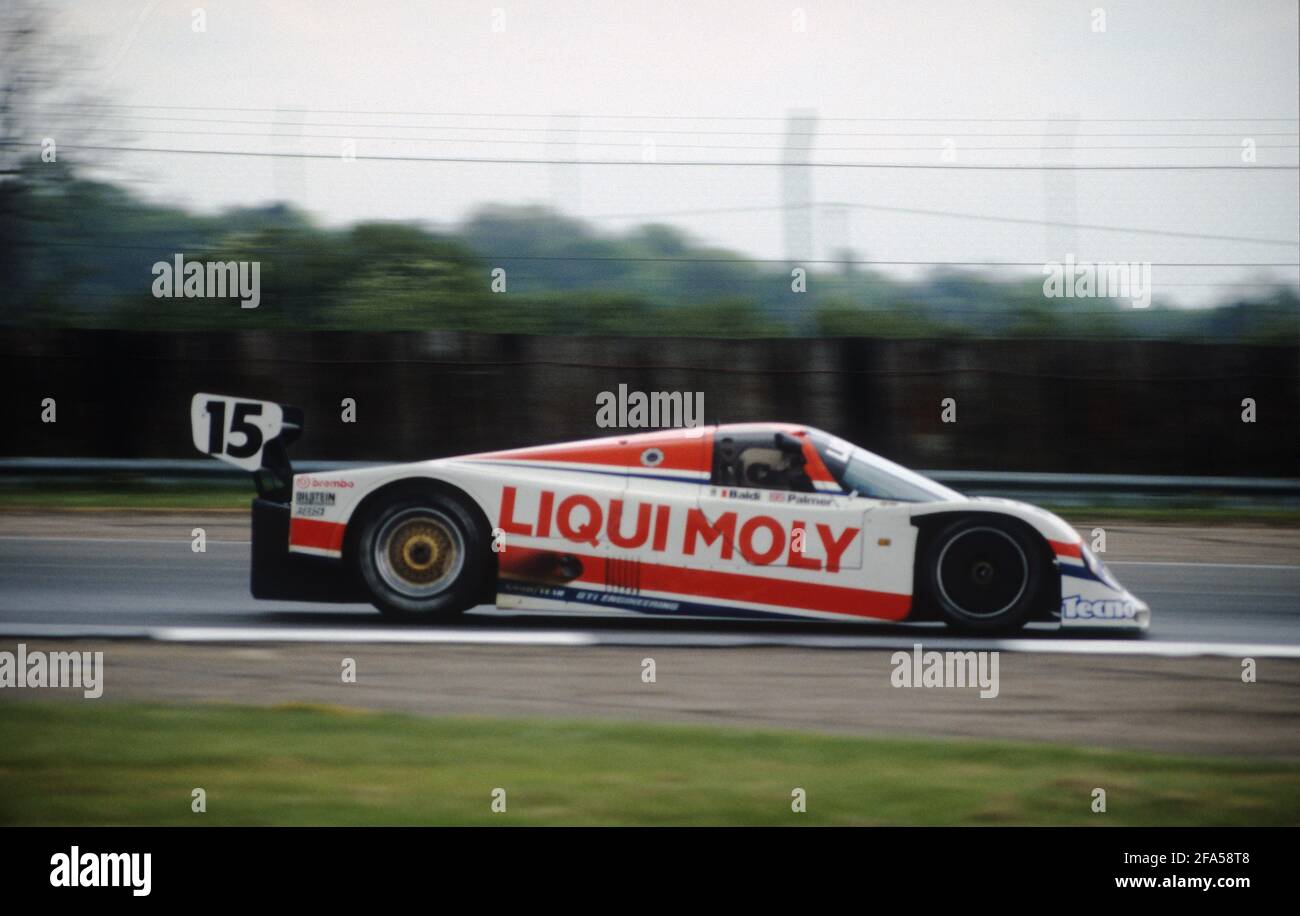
[1061,596,1138,619]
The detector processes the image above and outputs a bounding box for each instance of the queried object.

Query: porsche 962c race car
[191,393,1150,634]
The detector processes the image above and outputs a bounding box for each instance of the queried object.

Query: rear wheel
[924,518,1042,633]
[355,490,489,620]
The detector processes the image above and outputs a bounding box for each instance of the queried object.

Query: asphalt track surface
[0,512,1296,648]
[1,512,1297,755]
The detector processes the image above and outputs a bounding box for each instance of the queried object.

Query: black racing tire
[923,517,1043,634]
[354,487,490,620]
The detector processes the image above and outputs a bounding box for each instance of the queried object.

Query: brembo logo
[499,486,859,571]
[295,476,354,489]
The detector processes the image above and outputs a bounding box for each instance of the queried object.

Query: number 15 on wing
[190,393,284,471]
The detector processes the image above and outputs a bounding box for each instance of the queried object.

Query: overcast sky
[45,0,1300,303]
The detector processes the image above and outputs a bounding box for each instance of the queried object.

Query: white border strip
[154,626,598,646]
[0,624,1296,657]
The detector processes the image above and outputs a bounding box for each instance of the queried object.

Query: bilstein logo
[1061,596,1138,620]
[294,490,335,518]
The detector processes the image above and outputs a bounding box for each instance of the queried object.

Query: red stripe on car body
[499,546,911,621]
[290,517,346,552]
[1049,539,1082,558]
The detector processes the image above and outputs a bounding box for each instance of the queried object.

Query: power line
[18,239,1295,267]
[825,203,1300,245]
[22,110,1300,137]
[7,142,1298,170]
[28,102,1300,122]
[57,283,1300,292]
[27,124,1300,155]
[419,257,1297,267]
[68,288,1279,313]
[20,214,1300,253]
[583,202,1300,246]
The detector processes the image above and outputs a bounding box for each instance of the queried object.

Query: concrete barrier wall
[3,329,1296,475]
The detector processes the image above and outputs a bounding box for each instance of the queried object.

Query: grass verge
[0,485,249,510]
[1046,505,1300,526]
[0,702,1296,826]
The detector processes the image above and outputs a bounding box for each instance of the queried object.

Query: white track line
[153,626,598,646]
[0,536,250,545]
[2,538,1296,569]
[1107,560,1300,570]
[0,624,1296,657]
[0,624,595,647]
[575,634,1300,657]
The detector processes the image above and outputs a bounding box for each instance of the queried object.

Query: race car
[191,393,1150,633]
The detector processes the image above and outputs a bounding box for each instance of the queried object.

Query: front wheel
[924,518,1043,634]
[355,490,489,620]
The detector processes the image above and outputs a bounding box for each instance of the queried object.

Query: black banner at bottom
[0,826,1283,901]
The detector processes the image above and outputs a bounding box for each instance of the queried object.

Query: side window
[712,432,815,492]
[810,431,852,491]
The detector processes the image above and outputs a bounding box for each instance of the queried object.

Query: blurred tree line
[2,159,1297,341]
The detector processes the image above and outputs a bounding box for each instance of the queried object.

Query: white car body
[280,423,1149,630]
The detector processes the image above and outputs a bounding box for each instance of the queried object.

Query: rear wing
[190,393,303,502]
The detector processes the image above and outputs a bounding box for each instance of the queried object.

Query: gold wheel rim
[386,519,457,586]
